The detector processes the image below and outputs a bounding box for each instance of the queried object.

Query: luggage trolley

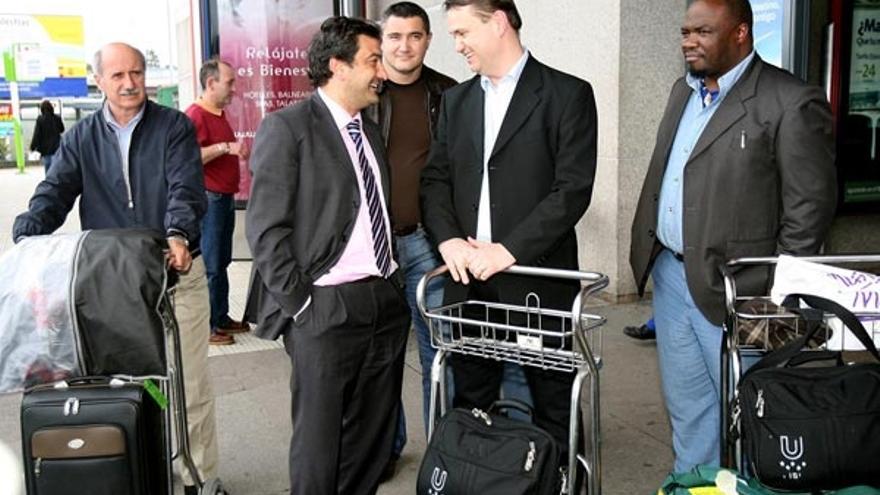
[720,254,880,472]
[416,265,609,495]
[0,230,224,494]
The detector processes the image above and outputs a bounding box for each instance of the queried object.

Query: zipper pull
[756,389,765,418]
[128,200,134,209]
[524,441,536,472]
[471,408,492,426]
[34,457,42,478]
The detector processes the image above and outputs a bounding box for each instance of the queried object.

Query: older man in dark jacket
[13,42,218,495]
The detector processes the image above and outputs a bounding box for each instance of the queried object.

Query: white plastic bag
[770,255,880,350]
[0,233,83,393]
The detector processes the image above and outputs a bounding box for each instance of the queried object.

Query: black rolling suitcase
[20,377,167,495]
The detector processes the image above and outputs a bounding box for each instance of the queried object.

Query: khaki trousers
[171,257,219,485]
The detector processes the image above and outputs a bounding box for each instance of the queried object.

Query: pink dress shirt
[314,88,397,286]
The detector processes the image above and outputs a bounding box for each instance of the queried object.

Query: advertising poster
[750,0,785,69]
[217,0,332,201]
[0,15,87,98]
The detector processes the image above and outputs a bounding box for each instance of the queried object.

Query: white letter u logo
[779,435,804,461]
[431,467,448,491]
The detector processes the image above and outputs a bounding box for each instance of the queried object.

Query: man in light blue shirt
[630,0,836,472]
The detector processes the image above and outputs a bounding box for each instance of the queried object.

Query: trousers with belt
[283,275,410,495]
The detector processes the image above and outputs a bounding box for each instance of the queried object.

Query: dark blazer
[421,55,597,308]
[630,56,837,325]
[245,93,392,340]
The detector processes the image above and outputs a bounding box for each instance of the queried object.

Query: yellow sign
[0,14,87,81]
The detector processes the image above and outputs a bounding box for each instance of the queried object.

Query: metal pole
[337,0,364,18]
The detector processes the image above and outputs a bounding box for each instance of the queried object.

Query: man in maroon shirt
[185,58,250,345]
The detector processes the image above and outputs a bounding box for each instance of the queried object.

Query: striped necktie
[346,118,392,277]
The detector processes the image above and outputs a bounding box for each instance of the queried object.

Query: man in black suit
[630,0,835,471]
[420,0,598,465]
[245,17,410,495]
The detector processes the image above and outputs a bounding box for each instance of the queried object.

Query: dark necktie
[346,118,391,277]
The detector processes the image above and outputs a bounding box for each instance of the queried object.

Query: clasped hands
[438,237,515,284]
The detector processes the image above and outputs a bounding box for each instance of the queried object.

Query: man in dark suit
[630,0,836,472]
[420,0,598,465]
[245,17,410,495]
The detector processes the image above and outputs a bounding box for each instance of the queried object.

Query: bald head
[93,42,147,125]
[94,43,146,77]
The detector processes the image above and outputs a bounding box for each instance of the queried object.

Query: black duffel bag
[417,399,562,495]
[737,293,880,491]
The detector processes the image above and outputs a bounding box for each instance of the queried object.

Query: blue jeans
[391,227,444,456]
[652,250,722,472]
[200,191,236,331]
[41,154,54,175]
[500,362,534,421]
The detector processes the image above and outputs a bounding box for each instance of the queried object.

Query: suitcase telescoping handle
[749,293,880,373]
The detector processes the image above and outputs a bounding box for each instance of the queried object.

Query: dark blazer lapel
[687,57,762,163]
[462,78,485,161]
[655,81,691,168]
[491,55,541,159]
[309,94,358,183]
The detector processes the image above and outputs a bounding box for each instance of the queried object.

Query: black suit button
[471,204,478,211]
[652,193,659,202]
[648,229,655,238]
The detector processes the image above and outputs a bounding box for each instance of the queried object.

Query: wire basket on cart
[720,254,880,472]
[417,265,609,495]
[0,229,224,494]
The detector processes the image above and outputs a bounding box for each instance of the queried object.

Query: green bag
[658,465,880,495]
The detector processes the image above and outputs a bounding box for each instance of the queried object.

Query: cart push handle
[415,264,609,330]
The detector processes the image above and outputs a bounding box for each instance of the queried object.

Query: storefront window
[842,0,880,204]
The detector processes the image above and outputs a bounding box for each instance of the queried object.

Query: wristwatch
[217,142,229,154]
[167,235,189,248]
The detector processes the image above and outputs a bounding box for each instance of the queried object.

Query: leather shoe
[623,323,655,340]
[209,331,235,345]
[218,319,250,334]
[378,455,398,483]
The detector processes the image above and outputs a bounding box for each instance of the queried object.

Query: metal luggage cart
[720,254,880,472]
[416,265,609,495]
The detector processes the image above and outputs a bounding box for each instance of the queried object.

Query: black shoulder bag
[417,399,562,495]
[736,293,880,491]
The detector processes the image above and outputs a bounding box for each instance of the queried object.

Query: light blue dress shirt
[103,102,145,209]
[656,51,756,255]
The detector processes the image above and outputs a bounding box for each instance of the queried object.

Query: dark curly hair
[307,16,381,88]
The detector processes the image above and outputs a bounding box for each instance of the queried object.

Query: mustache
[118,88,140,96]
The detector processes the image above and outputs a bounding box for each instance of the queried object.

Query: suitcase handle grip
[57,376,126,388]
[488,399,535,422]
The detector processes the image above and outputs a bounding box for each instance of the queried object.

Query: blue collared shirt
[656,50,756,254]
[103,102,145,208]
[476,48,530,241]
